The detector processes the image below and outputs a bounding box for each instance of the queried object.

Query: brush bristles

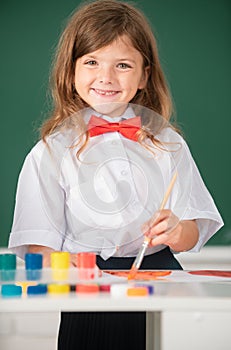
[127,266,138,280]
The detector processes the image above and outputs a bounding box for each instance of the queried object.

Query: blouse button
[121,170,127,176]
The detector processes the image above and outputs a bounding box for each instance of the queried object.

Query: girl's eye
[117,63,132,69]
[85,60,97,66]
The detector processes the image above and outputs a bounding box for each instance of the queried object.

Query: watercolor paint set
[0,252,156,298]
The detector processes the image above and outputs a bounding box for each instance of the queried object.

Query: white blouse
[8,107,223,259]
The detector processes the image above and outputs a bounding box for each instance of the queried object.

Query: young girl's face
[74,35,148,116]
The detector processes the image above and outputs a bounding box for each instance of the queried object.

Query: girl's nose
[98,66,114,84]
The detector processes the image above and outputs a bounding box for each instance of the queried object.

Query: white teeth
[94,89,117,96]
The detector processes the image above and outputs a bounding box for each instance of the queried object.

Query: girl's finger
[150,233,169,247]
[141,210,166,234]
[149,220,168,237]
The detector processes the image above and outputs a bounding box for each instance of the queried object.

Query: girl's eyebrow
[82,54,97,60]
[116,58,136,63]
[82,54,136,64]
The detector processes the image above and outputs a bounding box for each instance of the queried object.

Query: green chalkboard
[0,0,230,247]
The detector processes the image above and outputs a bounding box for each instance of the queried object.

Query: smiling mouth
[91,88,120,96]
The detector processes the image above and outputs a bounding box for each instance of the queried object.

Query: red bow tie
[88,115,141,141]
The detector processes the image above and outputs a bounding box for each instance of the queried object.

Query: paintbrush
[128,171,177,280]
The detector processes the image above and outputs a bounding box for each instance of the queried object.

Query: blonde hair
[41,0,174,152]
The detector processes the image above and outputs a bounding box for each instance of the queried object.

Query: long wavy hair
[41,0,175,153]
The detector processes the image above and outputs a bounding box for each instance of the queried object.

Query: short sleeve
[156,128,224,252]
[8,140,66,259]
[178,138,224,252]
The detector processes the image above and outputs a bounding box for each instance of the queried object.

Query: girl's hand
[28,246,80,268]
[28,245,55,267]
[28,247,102,276]
[141,210,199,252]
[70,254,78,267]
[142,209,181,248]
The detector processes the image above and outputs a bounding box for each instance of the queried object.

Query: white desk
[1,271,231,350]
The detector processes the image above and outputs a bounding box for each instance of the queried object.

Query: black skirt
[58,247,182,350]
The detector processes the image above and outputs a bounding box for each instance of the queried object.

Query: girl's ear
[138,66,150,90]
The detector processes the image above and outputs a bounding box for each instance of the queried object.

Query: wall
[0,0,230,246]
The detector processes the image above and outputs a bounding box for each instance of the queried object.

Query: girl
[8,0,223,349]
